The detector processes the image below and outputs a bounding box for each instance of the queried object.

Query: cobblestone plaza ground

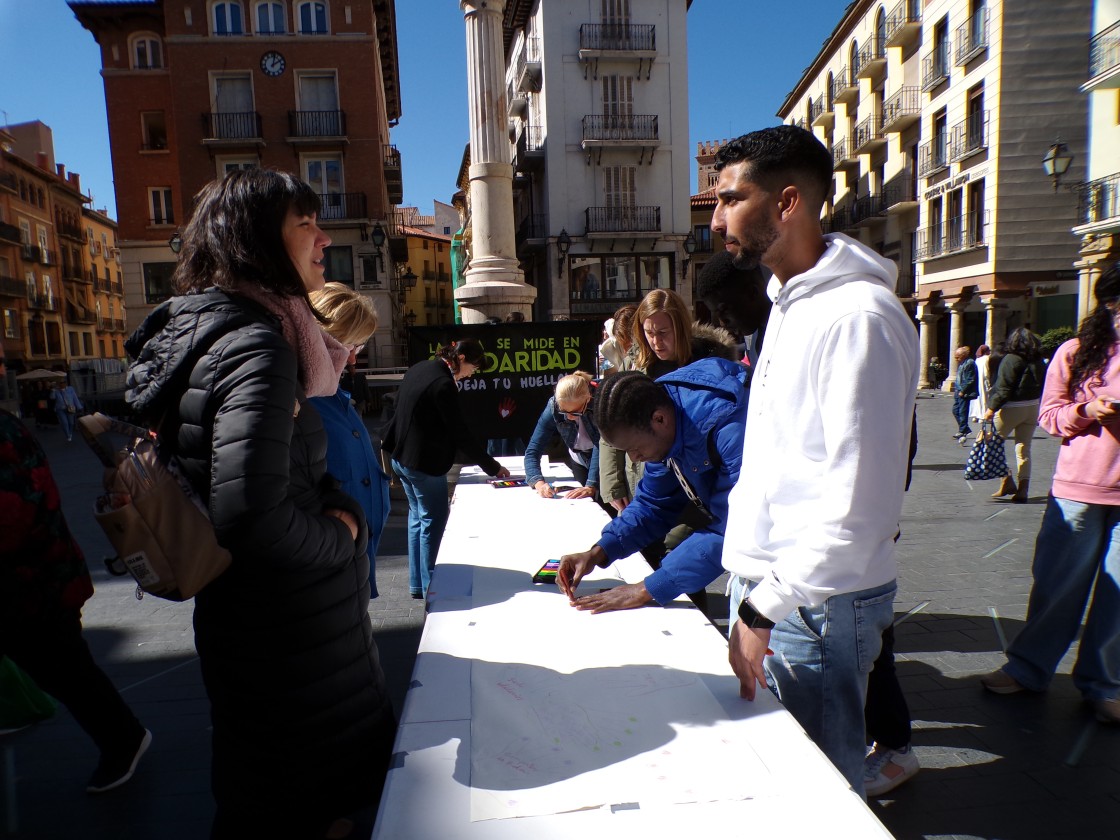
[3,390,1118,839]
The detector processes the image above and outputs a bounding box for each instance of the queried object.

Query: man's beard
[730,222,778,272]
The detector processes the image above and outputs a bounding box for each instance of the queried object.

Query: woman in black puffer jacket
[126,170,395,839]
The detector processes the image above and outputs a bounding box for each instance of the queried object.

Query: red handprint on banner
[498,397,517,419]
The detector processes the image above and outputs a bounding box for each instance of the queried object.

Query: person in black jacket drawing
[126,169,395,839]
[382,339,510,598]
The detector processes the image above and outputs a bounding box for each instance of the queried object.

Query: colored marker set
[532,558,561,584]
[489,478,527,488]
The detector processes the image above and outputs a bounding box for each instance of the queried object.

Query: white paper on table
[465,593,774,821]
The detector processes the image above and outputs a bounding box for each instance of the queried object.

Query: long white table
[373,458,893,838]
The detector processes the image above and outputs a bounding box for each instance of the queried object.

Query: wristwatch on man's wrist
[737,598,776,630]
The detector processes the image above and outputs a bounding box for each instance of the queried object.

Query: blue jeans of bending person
[1003,496,1120,702]
[391,459,450,597]
[730,576,896,796]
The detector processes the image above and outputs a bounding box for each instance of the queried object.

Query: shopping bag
[963,421,1009,481]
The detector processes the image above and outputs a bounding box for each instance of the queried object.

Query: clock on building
[260,51,285,77]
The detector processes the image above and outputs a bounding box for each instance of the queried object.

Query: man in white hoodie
[711,125,920,796]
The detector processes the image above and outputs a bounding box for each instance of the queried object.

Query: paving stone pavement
[3,392,1117,839]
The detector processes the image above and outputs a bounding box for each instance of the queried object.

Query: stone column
[944,298,967,391]
[917,305,940,390]
[983,297,1009,348]
[457,0,536,323]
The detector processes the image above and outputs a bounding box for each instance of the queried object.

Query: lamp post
[556,229,571,279]
[370,221,387,273]
[681,230,697,279]
[1042,140,1074,192]
[394,265,417,304]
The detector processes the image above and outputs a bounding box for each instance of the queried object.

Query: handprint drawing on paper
[497,397,517,419]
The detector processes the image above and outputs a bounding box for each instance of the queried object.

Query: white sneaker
[864,743,919,796]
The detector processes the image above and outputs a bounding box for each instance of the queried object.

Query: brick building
[69,0,406,365]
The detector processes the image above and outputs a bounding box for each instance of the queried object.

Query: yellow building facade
[778,0,1090,388]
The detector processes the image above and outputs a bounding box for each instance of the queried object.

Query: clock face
[260,51,285,77]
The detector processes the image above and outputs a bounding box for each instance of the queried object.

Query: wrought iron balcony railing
[955,10,989,65]
[579,23,655,52]
[915,212,989,260]
[581,114,659,142]
[885,0,921,47]
[202,111,263,140]
[854,38,886,79]
[853,114,885,152]
[1076,171,1120,227]
[288,110,347,137]
[316,192,367,221]
[882,86,922,132]
[831,66,858,103]
[918,138,949,177]
[949,113,989,162]
[1089,20,1120,80]
[585,205,661,234]
[921,46,950,91]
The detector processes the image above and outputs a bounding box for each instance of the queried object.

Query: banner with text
[408,322,602,441]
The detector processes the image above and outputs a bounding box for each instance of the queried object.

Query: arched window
[212,1,245,36]
[130,32,163,69]
[295,1,328,35]
[849,40,859,84]
[256,1,286,33]
[876,7,887,49]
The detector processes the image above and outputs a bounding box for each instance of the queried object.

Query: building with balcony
[70,0,405,365]
[83,206,129,359]
[1072,1,1120,321]
[501,0,693,321]
[779,0,1090,388]
[0,121,97,375]
[398,225,454,328]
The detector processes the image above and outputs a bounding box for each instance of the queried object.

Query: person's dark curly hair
[594,371,672,438]
[1004,327,1043,363]
[172,169,322,313]
[1069,264,1120,397]
[435,339,487,374]
[713,125,834,208]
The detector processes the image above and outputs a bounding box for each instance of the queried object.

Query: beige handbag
[78,413,231,601]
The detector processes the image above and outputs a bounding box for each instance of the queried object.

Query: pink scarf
[235,285,348,398]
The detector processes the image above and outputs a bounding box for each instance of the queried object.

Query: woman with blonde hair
[524,370,601,499]
[600,288,737,513]
[309,282,391,597]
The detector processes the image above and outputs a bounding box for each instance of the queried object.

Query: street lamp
[404,309,417,328]
[394,265,417,304]
[556,228,571,278]
[681,230,697,279]
[168,231,182,253]
[1042,140,1074,192]
[370,221,387,272]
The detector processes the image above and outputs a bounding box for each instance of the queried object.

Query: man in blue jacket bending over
[557,357,748,613]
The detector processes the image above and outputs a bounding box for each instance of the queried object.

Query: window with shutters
[603,166,636,208]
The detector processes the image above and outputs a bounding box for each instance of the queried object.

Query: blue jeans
[391,460,450,596]
[1003,496,1120,702]
[730,576,896,796]
[952,393,972,434]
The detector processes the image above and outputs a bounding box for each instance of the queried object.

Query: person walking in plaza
[126,169,396,839]
[51,378,82,442]
[985,327,1046,502]
[952,345,978,440]
[557,357,749,613]
[969,344,993,427]
[524,371,602,500]
[309,282,391,598]
[382,339,510,598]
[0,401,151,794]
[980,267,1120,724]
[711,125,919,796]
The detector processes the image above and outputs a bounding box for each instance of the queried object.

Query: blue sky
[0,0,843,219]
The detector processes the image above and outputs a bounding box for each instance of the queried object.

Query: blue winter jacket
[310,386,391,598]
[596,357,748,604]
[523,389,601,490]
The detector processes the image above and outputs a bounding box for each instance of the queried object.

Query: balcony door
[297,73,340,135]
[304,157,344,219]
[213,74,254,138]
